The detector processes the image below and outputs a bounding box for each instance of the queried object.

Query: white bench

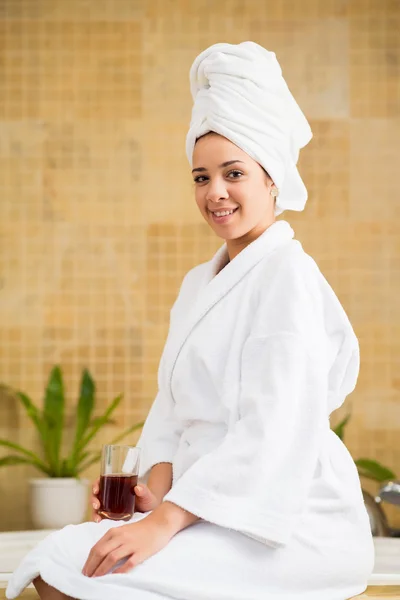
[0,530,55,590]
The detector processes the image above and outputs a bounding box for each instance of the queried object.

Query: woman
[7,41,374,600]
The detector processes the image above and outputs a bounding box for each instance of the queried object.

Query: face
[191,133,276,243]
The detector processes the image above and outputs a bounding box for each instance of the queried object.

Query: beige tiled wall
[0,0,399,530]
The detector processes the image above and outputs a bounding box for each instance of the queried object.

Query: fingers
[89,544,130,578]
[134,484,158,511]
[91,499,101,523]
[113,553,144,574]
[134,484,149,497]
[82,532,120,577]
[90,479,101,523]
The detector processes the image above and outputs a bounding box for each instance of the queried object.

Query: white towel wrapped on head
[186,41,313,216]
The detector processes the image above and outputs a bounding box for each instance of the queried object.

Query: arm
[147,462,173,503]
[147,501,199,537]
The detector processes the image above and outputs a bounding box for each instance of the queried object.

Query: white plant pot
[29,478,90,529]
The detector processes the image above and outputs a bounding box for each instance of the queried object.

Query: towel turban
[186,41,313,216]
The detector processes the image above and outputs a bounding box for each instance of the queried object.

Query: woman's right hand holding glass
[90,479,161,522]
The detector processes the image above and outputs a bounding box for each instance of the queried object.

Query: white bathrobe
[7,220,374,600]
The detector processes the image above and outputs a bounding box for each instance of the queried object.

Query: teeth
[214,209,235,217]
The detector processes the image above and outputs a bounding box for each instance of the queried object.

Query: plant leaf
[0,439,51,474]
[107,420,145,446]
[89,417,117,427]
[76,394,123,455]
[69,369,95,465]
[42,365,64,476]
[15,390,55,471]
[76,420,144,474]
[59,458,79,478]
[0,454,51,475]
[355,458,396,482]
[15,391,46,440]
[332,413,351,441]
[70,450,91,470]
[0,384,45,440]
[75,452,98,473]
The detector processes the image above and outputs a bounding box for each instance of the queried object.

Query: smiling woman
[6,40,374,600]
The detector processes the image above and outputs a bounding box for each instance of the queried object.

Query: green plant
[332,413,396,482]
[0,366,144,478]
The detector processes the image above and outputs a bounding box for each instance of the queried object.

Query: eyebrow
[191,160,245,174]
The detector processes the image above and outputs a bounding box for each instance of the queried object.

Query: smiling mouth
[209,207,239,223]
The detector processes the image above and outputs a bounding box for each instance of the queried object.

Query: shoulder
[255,239,356,340]
[257,240,324,303]
[251,240,338,340]
[272,240,353,323]
[277,239,320,275]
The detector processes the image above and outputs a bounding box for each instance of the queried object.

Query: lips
[209,206,239,224]
[209,207,239,214]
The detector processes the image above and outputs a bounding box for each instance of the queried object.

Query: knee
[33,576,74,600]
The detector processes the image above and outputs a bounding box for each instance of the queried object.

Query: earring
[270,186,279,198]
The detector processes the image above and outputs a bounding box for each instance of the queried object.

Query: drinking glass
[98,444,140,521]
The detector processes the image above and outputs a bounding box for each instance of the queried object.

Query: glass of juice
[98,444,140,521]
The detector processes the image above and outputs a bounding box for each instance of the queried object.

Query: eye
[193,170,243,184]
[227,170,243,178]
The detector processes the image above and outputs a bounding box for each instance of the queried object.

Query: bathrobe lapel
[164,220,295,400]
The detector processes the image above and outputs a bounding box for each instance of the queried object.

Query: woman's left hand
[82,515,173,577]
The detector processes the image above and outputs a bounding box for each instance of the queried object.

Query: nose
[205,178,229,203]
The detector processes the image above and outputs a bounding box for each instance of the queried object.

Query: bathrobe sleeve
[136,388,183,484]
[164,331,327,546]
[136,265,207,482]
[135,269,199,483]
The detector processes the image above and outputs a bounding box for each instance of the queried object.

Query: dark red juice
[98,473,137,521]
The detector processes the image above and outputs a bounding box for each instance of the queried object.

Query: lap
[8,509,373,600]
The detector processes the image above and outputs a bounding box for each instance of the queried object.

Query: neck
[226,217,276,262]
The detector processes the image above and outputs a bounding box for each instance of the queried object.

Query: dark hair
[195,132,273,183]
